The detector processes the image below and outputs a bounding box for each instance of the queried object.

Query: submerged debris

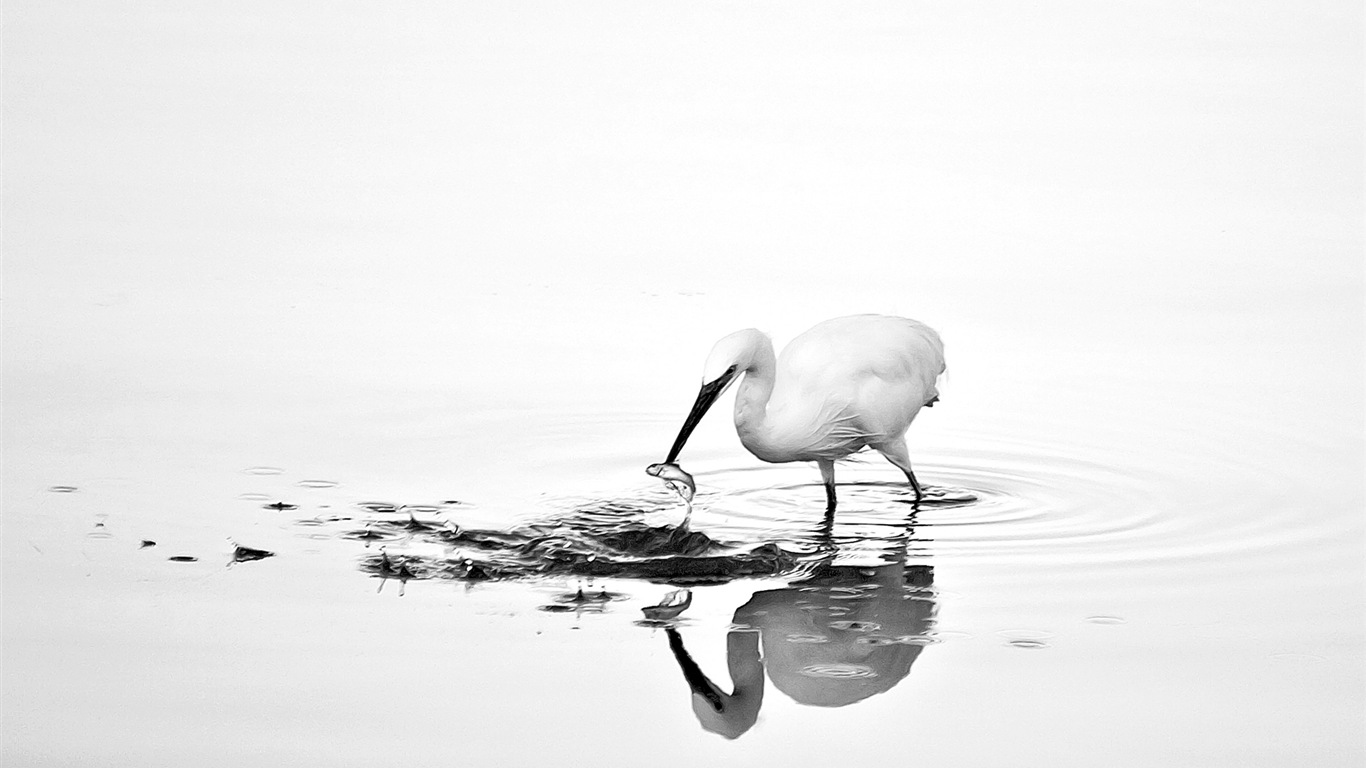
[232,543,275,563]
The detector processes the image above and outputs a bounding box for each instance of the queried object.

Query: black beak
[665,365,738,464]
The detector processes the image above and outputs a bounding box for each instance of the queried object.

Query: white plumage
[652,314,945,514]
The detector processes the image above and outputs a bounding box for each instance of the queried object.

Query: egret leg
[875,439,923,504]
[818,459,837,518]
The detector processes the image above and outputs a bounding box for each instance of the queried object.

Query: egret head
[663,329,767,464]
[701,328,768,385]
[668,627,763,740]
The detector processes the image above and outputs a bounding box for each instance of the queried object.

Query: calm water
[5,3,1362,766]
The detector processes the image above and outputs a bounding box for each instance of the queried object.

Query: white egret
[648,314,945,515]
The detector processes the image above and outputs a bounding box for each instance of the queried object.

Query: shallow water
[5,314,1361,764]
[5,3,1363,766]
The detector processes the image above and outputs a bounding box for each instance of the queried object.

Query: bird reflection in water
[663,533,935,739]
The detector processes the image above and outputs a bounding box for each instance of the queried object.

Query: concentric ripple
[799,664,878,679]
[647,432,1344,571]
[637,446,1157,568]
[297,424,1348,586]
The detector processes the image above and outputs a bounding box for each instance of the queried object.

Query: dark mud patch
[308,500,814,586]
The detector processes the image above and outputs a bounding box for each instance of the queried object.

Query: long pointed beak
[664,366,737,463]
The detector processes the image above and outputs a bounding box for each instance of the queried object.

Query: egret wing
[774,315,944,446]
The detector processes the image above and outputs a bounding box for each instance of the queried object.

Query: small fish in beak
[646,462,696,503]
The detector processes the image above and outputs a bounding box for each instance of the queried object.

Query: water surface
[4,3,1362,766]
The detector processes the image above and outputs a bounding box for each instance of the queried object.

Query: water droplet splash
[302,497,808,585]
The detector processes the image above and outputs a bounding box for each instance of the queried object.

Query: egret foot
[905,469,923,504]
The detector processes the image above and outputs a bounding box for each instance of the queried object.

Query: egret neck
[730,337,783,462]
